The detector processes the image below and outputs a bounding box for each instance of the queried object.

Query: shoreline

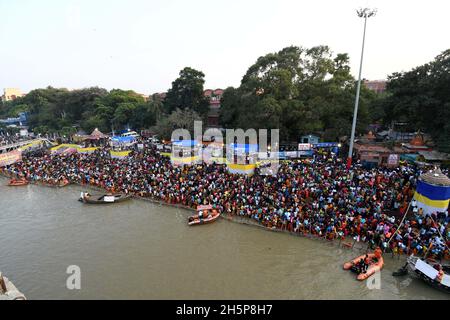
[0,171,409,262]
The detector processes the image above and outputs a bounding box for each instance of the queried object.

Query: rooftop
[419,167,450,186]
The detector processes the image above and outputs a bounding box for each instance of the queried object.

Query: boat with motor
[0,272,26,300]
[79,192,131,204]
[188,205,220,226]
[400,255,450,294]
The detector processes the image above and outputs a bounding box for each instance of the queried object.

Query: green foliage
[6,104,29,117]
[378,49,450,152]
[153,108,202,140]
[164,67,210,117]
[1,86,159,135]
[0,68,205,137]
[60,126,77,137]
[220,45,375,142]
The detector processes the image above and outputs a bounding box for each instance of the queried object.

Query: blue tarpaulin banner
[112,136,135,144]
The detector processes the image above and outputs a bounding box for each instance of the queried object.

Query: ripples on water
[0,178,448,300]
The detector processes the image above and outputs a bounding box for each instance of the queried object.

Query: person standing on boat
[373,246,382,263]
[434,264,444,283]
[198,209,205,221]
[362,254,370,273]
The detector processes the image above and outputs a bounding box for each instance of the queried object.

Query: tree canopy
[219,45,375,142]
[0,87,160,134]
[373,49,450,152]
[164,67,210,117]
[1,47,448,152]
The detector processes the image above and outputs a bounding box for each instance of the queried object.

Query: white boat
[0,272,26,300]
[406,255,450,294]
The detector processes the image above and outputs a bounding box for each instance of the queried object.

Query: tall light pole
[347,7,377,169]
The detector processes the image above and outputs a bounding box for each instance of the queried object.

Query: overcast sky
[1,0,449,94]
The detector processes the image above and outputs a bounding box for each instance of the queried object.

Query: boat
[343,253,384,281]
[188,205,220,226]
[405,255,450,294]
[79,192,131,204]
[57,179,71,187]
[0,272,26,300]
[7,179,28,186]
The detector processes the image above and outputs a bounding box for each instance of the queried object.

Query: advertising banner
[387,154,399,166]
[298,143,312,151]
[0,150,22,167]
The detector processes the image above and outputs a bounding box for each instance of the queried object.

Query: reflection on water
[0,178,448,300]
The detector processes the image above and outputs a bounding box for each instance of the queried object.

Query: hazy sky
[1,0,449,94]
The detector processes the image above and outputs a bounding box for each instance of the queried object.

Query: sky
[1,0,449,95]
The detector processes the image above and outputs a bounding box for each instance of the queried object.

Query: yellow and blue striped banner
[414,180,450,215]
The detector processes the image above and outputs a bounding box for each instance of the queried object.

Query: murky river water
[0,178,448,299]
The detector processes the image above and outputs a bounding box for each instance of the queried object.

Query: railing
[0,138,53,153]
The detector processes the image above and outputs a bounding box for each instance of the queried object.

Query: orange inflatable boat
[343,253,384,281]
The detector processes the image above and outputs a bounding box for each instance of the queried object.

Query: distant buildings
[0,112,28,126]
[363,80,386,94]
[152,89,224,128]
[353,131,450,168]
[136,93,149,102]
[1,88,26,102]
[300,134,320,145]
[204,89,223,127]
[154,92,167,101]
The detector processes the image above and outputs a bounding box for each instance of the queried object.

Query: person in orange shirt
[435,264,444,283]
[374,246,383,262]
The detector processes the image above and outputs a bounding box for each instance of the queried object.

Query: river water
[0,178,448,300]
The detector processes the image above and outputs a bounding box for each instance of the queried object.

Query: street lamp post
[347,7,377,169]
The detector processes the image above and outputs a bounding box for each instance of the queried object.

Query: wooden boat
[0,272,26,300]
[188,205,220,226]
[7,179,28,186]
[405,255,450,294]
[343,253,384,281]
[79,192,131,204]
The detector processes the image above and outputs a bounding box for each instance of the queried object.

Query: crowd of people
[2,138,449,260]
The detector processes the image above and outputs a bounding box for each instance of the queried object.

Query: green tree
[164,67,210,116]
[380,49,450,152]
[153,108,202,140]
[7,104,29,117]
[112,103,137,127]
[220,45,374,142]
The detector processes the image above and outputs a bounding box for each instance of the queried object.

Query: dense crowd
[2,139,449,260]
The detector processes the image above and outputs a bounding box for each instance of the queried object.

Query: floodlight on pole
[346,7,377,169]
